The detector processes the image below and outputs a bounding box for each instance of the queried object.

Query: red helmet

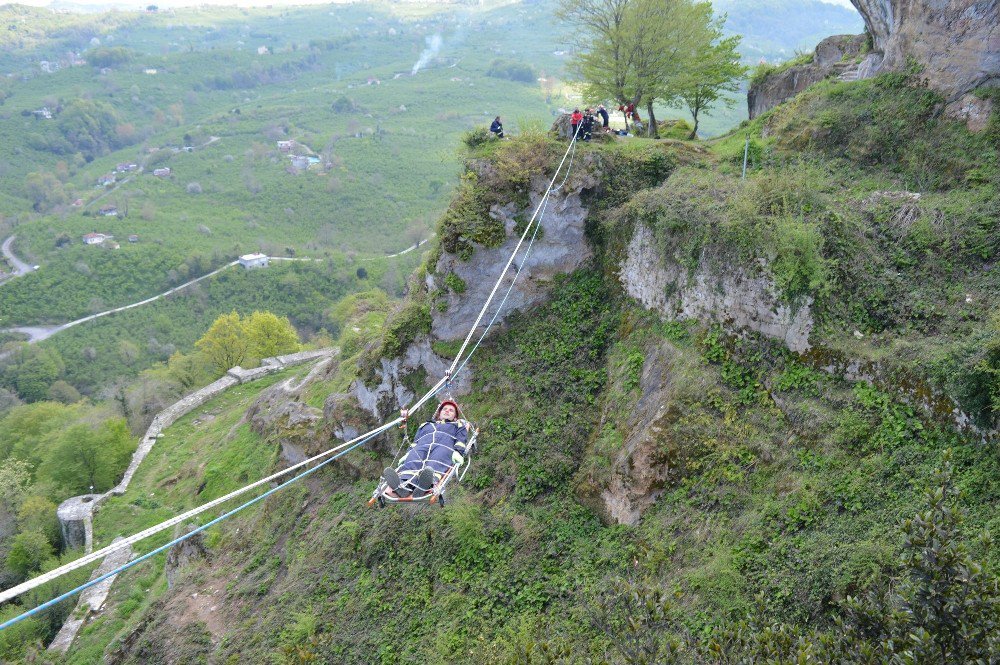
[435,400,459,420]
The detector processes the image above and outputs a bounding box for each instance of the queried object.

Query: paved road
[1,235,33,278]
[0,233,432,350]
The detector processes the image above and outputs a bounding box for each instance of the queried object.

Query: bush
[6,531,52,579]
[462,127,493,149]
[444,272,466,294]
[770,218,830,302]
[486,59,535,83]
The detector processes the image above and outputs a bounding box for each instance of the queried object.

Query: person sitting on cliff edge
[381,400,470,498]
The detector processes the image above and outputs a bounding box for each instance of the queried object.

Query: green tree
[245,311,300,361]
[24,171,67,211]
[0,402,78,464]
[167,351,210,390]
[17,496,60,547]
[4,346,65,403]
[39,419,135,495]
[558,0,717,137]
[677,33,747,138]
[196,310,250,374]
[6,530,52,579]
[0,460,33,539]
[46,380,81,404]
[829,450,1000,662]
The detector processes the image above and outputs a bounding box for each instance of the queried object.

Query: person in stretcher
[381,400,470,498]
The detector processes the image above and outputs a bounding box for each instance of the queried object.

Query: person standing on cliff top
[581,108,595,141]
[490,116,504,139]
[570,108,583,140]
[597,104,610,132]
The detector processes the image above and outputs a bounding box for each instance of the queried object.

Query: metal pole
[742,134,750,179]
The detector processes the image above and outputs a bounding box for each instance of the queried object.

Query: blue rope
[1,124,582,634]
[0,432,377,632]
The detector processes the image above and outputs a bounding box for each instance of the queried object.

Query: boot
[415,467,435,492]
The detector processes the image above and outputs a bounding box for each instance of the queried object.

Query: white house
[238,253,269,269]
[83,233,109,245]
[153,167,171,177]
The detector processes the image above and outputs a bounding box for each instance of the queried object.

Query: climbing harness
[0,116,584,631]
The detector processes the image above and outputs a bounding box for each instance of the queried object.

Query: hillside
[0,0,567,335]
[3,64,994,663]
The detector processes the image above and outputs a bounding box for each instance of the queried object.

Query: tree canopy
[196,310,300,374]
[558,0,745,137]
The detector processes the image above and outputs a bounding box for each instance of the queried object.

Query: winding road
[1,235,33,280]
[0,233,435,350]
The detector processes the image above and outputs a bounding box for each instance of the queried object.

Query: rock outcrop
[164,526,208,588]
[621,224,813,352]
[853,0,999,99]
[750,1,999,126]
[429,171,596,342]
[583,340,715,525]
[748,34,868,119]
[248,385,325,464]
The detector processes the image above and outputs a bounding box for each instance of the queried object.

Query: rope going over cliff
[445,122,582,381]
[0,121,584,631]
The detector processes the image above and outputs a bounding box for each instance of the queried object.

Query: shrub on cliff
[768,71,996,191]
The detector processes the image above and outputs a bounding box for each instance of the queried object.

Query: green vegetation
[7,1,1000,663]
[0,367,304,660]
[558,0,745,136]
[1,259,387,396]
[0,401,135,612]
[195,310,299,375]
[749,50,813,87]
[57,264,1000,663]
[486,59,536,83]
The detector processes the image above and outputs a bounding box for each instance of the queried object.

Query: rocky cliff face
[621,224,814,352]
[748,34,868,119]
[853,0,999,98]
[750,0,998,126]
[428,171,596,342]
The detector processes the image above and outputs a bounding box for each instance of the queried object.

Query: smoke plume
[411,34,442,75]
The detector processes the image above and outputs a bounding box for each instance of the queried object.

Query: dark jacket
[490,119,503,135]
[597,107,609,126]
[397,419,470,479]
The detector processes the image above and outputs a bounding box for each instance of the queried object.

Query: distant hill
[714,0,865,62]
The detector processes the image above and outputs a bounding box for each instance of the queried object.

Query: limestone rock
[750,1,1000,125]
[165,526,207,588]
[430,174,594,342]
[621,223,813,352]
[349,336,470,422]
[748,34,866,119]
[851,0,1000,102]
[247,384,324,464]
[583,341,714,525]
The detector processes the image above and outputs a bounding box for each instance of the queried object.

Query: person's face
[440,404,457,420]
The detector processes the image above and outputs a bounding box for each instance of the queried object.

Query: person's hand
[451,450,464,466]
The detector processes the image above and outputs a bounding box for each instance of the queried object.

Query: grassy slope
[32,73,998,663]
[0,0,567,325]
[61,365,307,664]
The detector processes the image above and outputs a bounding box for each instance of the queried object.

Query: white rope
[447,124,582,377]
[0,374,448,605]
[0,122,583,607]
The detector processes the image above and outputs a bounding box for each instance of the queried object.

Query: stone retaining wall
[49,348,336,653]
